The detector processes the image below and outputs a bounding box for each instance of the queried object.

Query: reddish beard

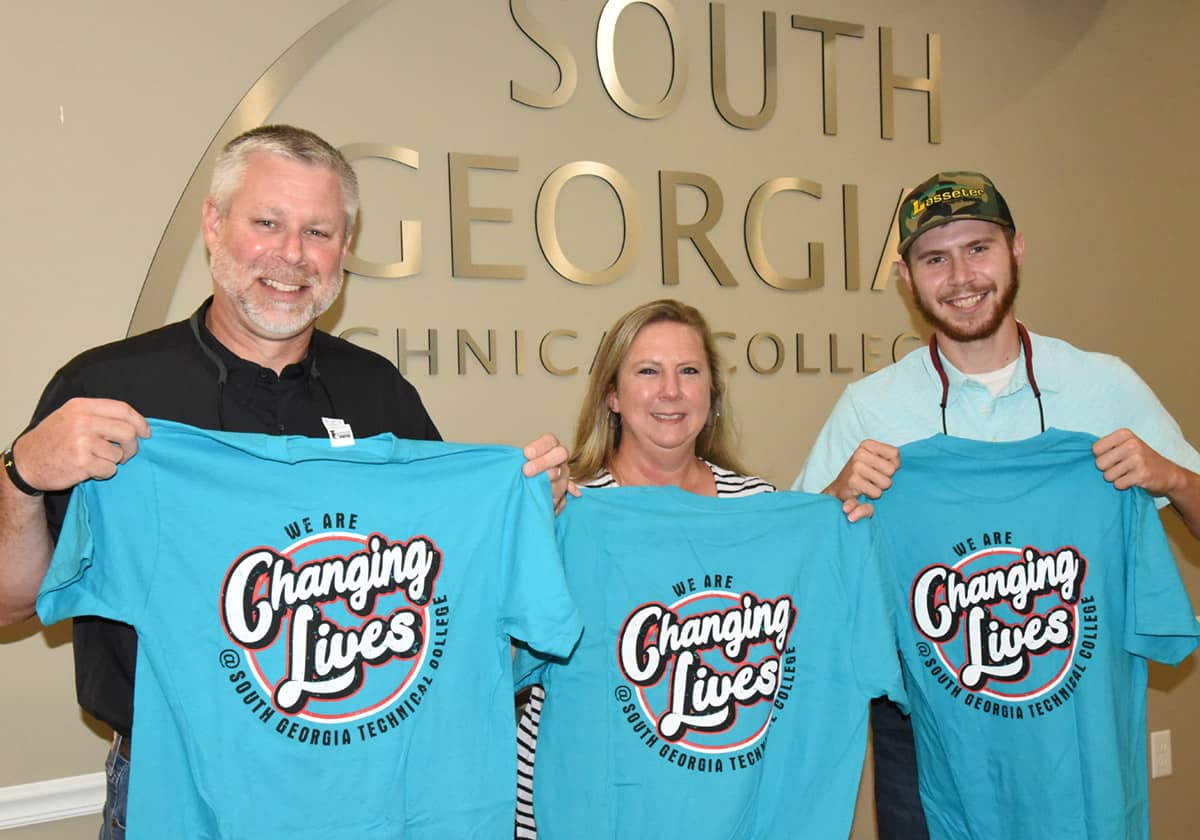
[911,255,1020,343]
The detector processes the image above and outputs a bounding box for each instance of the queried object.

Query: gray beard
[209,245,340,337]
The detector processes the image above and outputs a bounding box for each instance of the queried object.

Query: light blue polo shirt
[794,330,1200,506]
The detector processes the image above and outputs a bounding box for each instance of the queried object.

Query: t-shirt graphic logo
[221,530,443,720]
[910,545,1087,697]
[617,590,795,751]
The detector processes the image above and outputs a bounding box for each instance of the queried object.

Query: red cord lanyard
[928,322,1044,435]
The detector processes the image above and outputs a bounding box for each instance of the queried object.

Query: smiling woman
[567,299,768,496]
[515,298,773,838]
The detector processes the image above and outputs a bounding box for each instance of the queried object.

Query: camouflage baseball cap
[897,171,1015,255]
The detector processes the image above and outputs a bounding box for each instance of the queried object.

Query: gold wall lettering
[747,332,786,374]
[347,150,905,294]
[535,161,642,286]
[457,329,498,375]
[509,0,578,109]
[745,177,824,291]
[597,0,688,119]
[659,170,737,287]
[397,328,439,376]
[358,326,922,377]
[448,153,524,280]
[340,143,422,279]
[510,1,939,143]
[879,27,942,142]
[710,5,776,130]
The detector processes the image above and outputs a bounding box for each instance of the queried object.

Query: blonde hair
[569,299,748,482]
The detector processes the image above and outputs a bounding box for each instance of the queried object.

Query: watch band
[3,441,44,497]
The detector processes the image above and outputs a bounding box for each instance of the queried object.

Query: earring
[705,395,721,428]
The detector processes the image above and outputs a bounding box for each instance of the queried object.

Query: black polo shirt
[31,299,440,735]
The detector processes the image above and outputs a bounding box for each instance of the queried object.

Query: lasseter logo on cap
[909,183,988,217]
[897,170,1014,255]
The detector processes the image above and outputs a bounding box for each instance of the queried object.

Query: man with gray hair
[0,124,569,839]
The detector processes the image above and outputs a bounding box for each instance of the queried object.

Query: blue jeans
[871,697,929,840]
[99,735,129,840]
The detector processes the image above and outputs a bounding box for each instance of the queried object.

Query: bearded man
[793,170,1200,839]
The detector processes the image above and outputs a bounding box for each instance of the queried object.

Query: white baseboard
[0,773,104,830]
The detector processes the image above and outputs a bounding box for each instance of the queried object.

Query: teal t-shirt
[38,419,581,839]
[873,429,1199,840]
[518,487,904,839]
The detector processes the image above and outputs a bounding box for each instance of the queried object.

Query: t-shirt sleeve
[844,521,908,711]
[1123,488,1200,664]
[36,464,159,629]
[793,387,868,493]
[28,363,91,541]
[512,640,548,690]
[497,470,582,659]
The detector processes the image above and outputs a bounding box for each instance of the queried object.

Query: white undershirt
[965,357,1019,398]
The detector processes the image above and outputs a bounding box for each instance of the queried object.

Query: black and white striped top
[580,460,775,497]
[515,462,775,838]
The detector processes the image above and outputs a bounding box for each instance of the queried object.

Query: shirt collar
[192,297,315,382]
[923,325,1061,406]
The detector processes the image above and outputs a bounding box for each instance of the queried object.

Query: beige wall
[2,1,1198,837]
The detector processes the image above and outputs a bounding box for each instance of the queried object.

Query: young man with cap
[793,171,1200,838]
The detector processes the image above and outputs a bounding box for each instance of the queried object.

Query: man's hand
[1093,428,1200,541]
[0,397,148,626]
[1092,428,1183,495]
[522,433,578,514]
[13,398,151,492]
[823,440,901,523]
